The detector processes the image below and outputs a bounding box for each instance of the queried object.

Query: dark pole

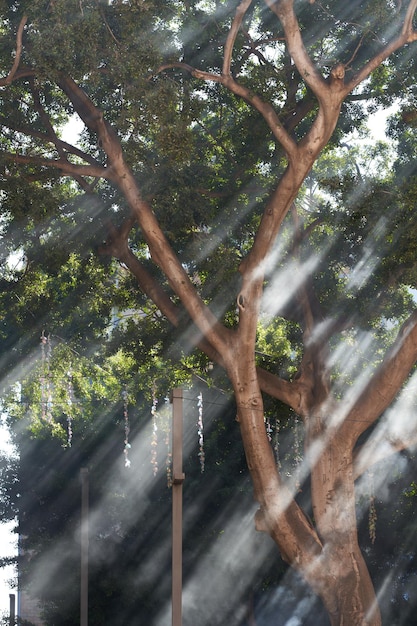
[9,593,15,626]
[171,389,185,626]
[80,467,89,626]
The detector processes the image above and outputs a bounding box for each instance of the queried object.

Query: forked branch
[101,232,181,329]
[344,0,417,96]
[58,73,231,356]
[0,15,27,87]
[0,117,101,169]
[30,79,95,192]
[402,0,417,39]
[99,221,227,367]
[263,0,327,99]
[223,0,253,76]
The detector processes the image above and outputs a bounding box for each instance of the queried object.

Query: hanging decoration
[164,396,172,487]
[66,370,74,447]
[122,387,131,468]
[40,331,53,423]
[293,413,302,491]
[197,391,205,472]
[150,385,158,475]
[265,415,273,442]
[273,418,281,469]
[368,469,377,544]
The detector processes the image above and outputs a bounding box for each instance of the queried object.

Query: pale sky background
[0,105,396,619]
[0,419,17,620]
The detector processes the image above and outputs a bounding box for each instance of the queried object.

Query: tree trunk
[308,425,382,626]
[229,355,382,626]
[317,546,381,626]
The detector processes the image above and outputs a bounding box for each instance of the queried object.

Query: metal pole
[9,593,15,626]
[80,467,89,626]
[171,389,185,626]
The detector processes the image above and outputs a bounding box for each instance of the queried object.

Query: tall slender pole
[171,389,185,626]
[80,467,89,626]
[9,593,15,626]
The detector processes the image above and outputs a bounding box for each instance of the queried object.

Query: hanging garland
[37,333,138,464]
[265,413,302,484]
[65,369,74,448]
[35,334,215,476]
[164,396,172,487]
[150,385,158,476]
[293,413,302,491]
[40,331,53,423]
[197,391,205,473]
[122,387,132,468]
[265,414,273,442]
[273,417,281,469]
[368,469,377,544]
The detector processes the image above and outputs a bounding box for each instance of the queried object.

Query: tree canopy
[1,1,417,625]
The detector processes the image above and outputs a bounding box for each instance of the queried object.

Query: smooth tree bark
[2,2,417,624]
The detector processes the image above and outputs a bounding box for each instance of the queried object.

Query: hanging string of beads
[273,417,281,469]
[368,469,377,544]
[164,396,172,487]
[122,387,131,468]
[40,332,47,420]
[40,331,53,423]
[197,391,205,472]
[293,413,302,491]
[150,385,158,475]
[66,370,73,447]
[265,414,273,442]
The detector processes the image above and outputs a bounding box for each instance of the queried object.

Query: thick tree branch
[102,218,313,414]
[344,309,417,440]
[282,94,316,134]
[117,170,231,355]
[99,218,228,367]
[234,168,313,375]
[239,163,303,278]
[344,0,417,96]
[230,372,323,573]
[0,117,100,169]
[1,152,109,179]
[30,79,94,192]
[402,0,417,39]
[57,74,124,169]
[0,15,27,87]
[155,2,301,162]
[264,0,327,99]
[290,207,331,409]
[58,74,231,355]
[223,0,253,76]
[256,366,311,414]
[155,61,298,159]
[99,219,180,328]
[353,432,417,480]
[220,73,299,160]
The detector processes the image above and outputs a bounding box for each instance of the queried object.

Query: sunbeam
[1,1,417,625]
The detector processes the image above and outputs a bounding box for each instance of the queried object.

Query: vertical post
[171,389,185,626]
[9,593,15,626]
[80,467,89,626]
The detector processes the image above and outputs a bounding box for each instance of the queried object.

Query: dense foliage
[1,1,417,624]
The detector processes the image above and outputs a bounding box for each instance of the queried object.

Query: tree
[1,1,417,624]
